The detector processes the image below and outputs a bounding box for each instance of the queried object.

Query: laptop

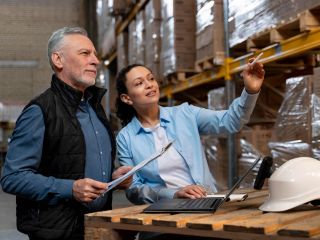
[143,156,262,213]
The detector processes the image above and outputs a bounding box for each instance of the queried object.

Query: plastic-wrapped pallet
[128,10,146,65]
[269,72,320,168]
[128,19,137,64]
[195,0,224,66]
[136,10,145,64]
[228,0,320,48]
[116,32,128,73]
[96,0,116,58]
[160,0,196,77]
[145,0,162,84]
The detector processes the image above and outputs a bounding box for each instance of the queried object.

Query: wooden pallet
[165,70,197,84]
[85,189,320,240]
[195,55,225,72]
[195,57,215,72]
[230,6,320,55]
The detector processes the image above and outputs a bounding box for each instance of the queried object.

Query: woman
[116,61,264,204]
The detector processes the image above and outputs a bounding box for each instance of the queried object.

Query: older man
[1,27,132,240]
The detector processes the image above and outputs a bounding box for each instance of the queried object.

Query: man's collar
[51,74,106,109]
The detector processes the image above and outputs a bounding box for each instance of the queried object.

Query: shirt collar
[132,105,171,135]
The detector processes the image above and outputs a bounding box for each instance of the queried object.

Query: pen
[251,52,263,65]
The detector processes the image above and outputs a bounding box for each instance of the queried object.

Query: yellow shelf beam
[160,27,320,98]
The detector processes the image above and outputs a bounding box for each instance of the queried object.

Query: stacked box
[228,0,320,48]
[196,0,224,64]
[271,76,312,144]
[160,0,196,76]
[136,10,145,64]
[128,10,146,65]
[268,75,316,167]
[208,87,226,110]
[240,125,273,156]
[145,0,162,83]
[110,0,135,16]
[128,19,137,64]
[96,0,115,58]
[116,32,128,73]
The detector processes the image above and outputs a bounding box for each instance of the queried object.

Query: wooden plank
[195,57,214,72]
[85,205,147,223]
[277,214,320,237]
[151,206,241,229]
[85,227,122,240]
[187,195,267,230]
[152,190,269,229]
[187,208,263,230]
[224,207,320,234]
[120,213,171,225]
[152,213,212,228]
[299,9,320,32]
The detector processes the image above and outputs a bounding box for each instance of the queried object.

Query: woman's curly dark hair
[115,64,150,127]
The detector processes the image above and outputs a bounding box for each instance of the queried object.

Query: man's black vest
[16,75,116,239]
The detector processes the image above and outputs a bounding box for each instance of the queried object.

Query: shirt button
[95,131,98,134]
[100,151,103,155]
[102,171,106,175]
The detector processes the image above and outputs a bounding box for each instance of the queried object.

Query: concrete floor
[0,188,133,240]
[0,189,28,240]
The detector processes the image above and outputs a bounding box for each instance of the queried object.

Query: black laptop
[143,156,261,213]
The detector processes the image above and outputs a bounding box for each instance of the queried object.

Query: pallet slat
[85,205,148,223]
[277,214,320,237]
[152,213,211,228]
[224,207,320,234]
[187,208,263,231]
[120,213,171,225]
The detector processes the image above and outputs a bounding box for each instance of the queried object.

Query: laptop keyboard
[177,197,223,209]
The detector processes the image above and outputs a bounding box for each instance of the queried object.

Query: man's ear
[120,94,133,105]
[51,52,63,70]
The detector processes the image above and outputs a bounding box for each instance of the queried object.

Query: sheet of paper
[102,140,174,194]
[206,193,248,202]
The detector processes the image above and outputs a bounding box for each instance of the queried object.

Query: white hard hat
[259,157,320,212]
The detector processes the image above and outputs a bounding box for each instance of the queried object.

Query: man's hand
[112,166,133,190]
[242,59,265,94]
[73,178,107,203]
[173,185,207,199]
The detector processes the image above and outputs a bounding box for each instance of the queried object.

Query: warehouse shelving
[104,1,320,188]
[160,27,320,99]
[106,1,320,102]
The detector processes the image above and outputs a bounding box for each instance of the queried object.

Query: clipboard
[100,140,174,195]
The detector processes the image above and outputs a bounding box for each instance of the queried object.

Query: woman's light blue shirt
[117,89,259,204]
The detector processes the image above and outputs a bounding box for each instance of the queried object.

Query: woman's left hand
[242,59,265,94]
[173,184,207,199]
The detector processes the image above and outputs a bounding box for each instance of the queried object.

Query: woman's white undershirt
[144,124,194,188]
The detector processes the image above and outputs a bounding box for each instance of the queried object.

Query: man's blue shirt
[1,99,112,211]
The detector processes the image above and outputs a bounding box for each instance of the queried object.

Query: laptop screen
[217,155,262,207]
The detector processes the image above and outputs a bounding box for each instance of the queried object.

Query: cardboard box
[195,0,224,64]
[240,125,273,155]
[145,0,161,20]
[162,0,196,19]
[116,32,128,73]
